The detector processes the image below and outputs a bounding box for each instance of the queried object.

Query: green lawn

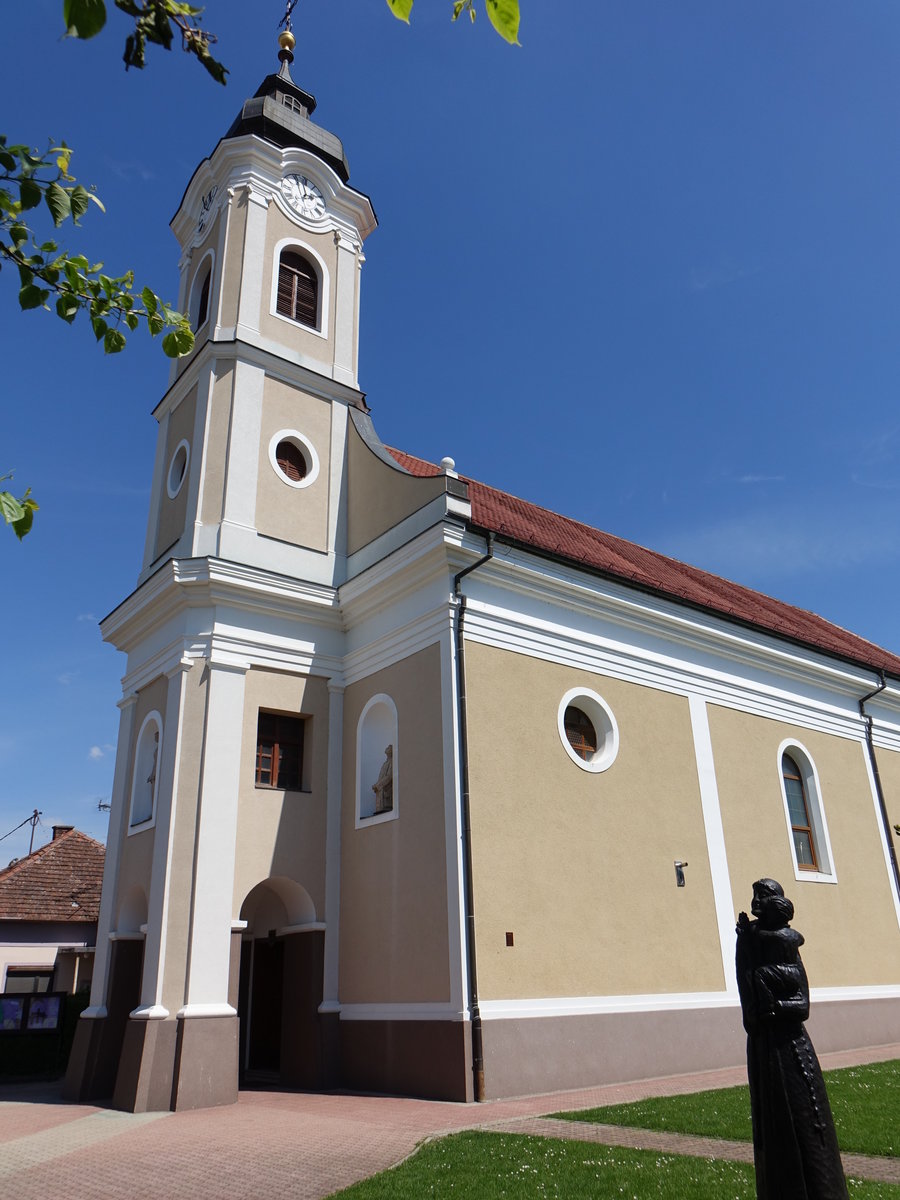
[555,1059,900,1159]
[327,1131,900,1199]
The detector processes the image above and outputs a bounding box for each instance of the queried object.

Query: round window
[166,440,190,499]
[557,687,619,773]
[268,430,320,490]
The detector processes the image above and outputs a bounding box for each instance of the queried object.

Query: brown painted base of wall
[172,1014,239,1111]
[64,1017,113,1102]
[340,1019,473,1102]
[480,996,900,1099]
[113,1018,177,1112]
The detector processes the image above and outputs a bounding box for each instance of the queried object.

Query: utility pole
[28,809,40,854]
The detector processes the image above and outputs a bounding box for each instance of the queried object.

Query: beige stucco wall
[339,644,451,1003]
[154,385,198,560]
[258,209,338,355]
[217,198,244,333]
[346,420,448,555]
[465,645,725,1000]
[232,669,330,922]
[199,364,233,527]
[709,705,900,986]
[871,744,900,857]
[112,676,169,930]
[255,376,331,550]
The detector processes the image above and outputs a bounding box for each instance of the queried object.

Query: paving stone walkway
[0,1042,897,1198]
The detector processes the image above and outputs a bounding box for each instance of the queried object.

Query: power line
[0,809,42,850]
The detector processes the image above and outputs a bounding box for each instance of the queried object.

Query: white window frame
[270,237,330,341]
[356,693,399,828]
[128,711,162,834]
[777,739,837,884]
[166,438,190,499]
[557,687,619,773]
[268,429,320,491]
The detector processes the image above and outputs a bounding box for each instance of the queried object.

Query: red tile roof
[389,448,900,678]
[0,830,105,923]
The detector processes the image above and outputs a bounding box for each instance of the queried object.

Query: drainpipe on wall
[858,671,900,902]
[453,531,495,1103]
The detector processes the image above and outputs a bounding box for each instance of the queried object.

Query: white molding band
[339,1003,465,1022]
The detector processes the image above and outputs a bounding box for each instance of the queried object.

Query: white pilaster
[180,658,248,1016]
[332,232,359,387]
[321,678,344,1011]
[236,186,269,337]
[219,359,264,547]
[83,694,138,1018]
[132,662,191,1019]
[141,409,170,571]
[688,693,738,996]
[444,606,470,1018]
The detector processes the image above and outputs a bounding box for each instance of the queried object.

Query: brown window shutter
[276,250,318,328]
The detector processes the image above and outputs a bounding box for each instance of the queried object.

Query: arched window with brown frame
[781,752,817,871]
[276,249,318,328]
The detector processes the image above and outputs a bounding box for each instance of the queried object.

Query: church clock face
[281,174,326,220]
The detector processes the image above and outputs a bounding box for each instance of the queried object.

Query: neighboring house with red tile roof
[0,827,104,997]
[65,46,900,1115]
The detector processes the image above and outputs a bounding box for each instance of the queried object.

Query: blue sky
[3,0,900,861]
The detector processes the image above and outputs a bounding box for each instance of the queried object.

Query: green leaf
[147,311,164,336]
[0,490,25,526]
[70,185,91,221]
[45,181,72,226]
[103,328,127,354]
[386,0,414,22]
[11,500,36,539]
[0,149,15,171]
[64,0,108,39]
[92,315,109,341]
[162,327,195,357]
[18,283,49,310]
[19,178,42,211]
[56,293,81,323]
[485,0,520,44]
[125,312,140,331]
[141,286,158,315]
[10,224,28,250]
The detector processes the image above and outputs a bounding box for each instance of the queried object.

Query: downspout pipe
[453,531,494,1102]
[858,671,900,901]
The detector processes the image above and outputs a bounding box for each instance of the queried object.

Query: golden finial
[279,29,296,52]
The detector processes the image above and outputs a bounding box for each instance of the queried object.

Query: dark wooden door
[247,939,284,1074]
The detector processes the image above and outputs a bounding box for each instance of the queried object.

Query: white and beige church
[65,31,900,1112]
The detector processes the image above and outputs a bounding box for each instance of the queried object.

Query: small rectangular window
[4,969,53,995]
[255,712,305,791]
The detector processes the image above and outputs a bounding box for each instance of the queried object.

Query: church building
[65,31,900,1112]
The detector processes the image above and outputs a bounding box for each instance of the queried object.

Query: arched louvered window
[196,270,211,328]
[781,752,818,871]
[276,249,318,328]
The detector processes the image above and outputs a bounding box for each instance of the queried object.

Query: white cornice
[102,556,339,656]
[152,340,365,422]
[172,136,376,251]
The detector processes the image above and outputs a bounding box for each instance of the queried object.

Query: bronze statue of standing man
[735,879,848,1200]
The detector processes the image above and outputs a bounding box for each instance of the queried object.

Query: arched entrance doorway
[237,877,326,1089]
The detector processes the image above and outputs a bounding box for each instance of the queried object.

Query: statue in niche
[146,730,159,805]
[735,878,848,1200]
[372,744,393,814]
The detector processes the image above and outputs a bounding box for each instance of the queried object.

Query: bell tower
[64,28,381,1112]
[138,25,376,590]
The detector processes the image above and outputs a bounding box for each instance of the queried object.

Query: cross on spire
[279,0,300,32]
